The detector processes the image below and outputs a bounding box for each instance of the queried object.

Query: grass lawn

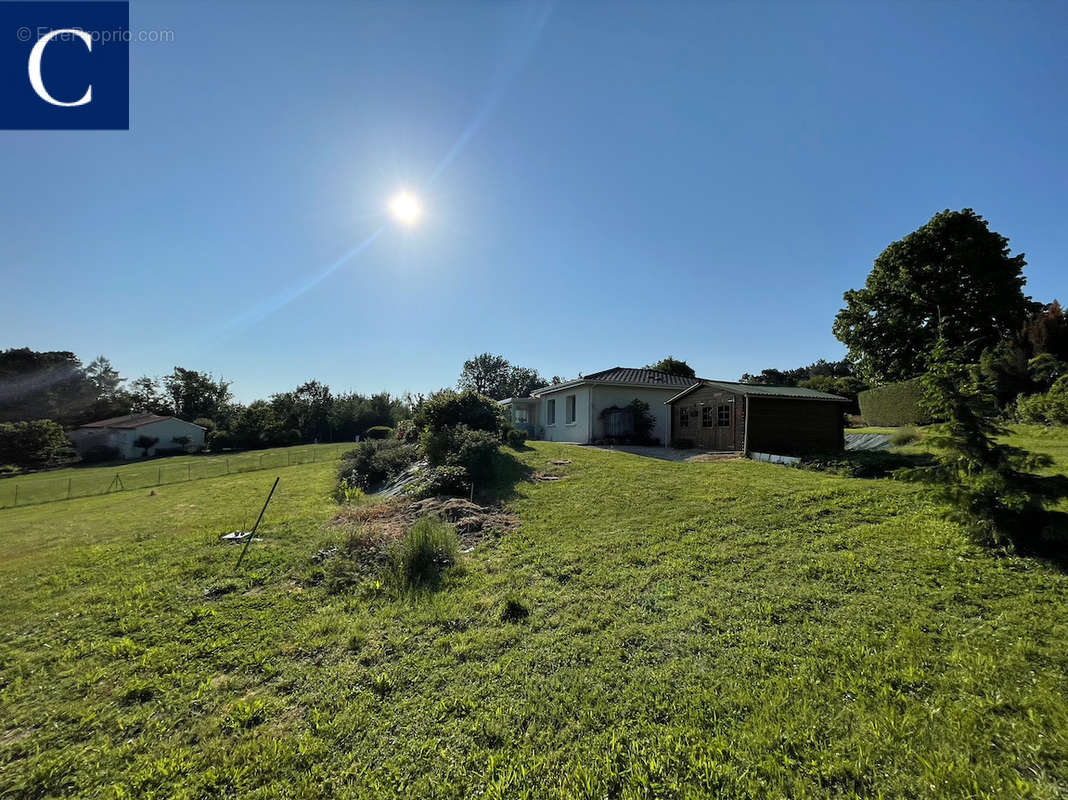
[1,435,1067,798]
[0,442,354,509]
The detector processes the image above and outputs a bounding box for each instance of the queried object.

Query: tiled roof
[581,367,702,387]
[78,413,180,429]
[532,367,699,395]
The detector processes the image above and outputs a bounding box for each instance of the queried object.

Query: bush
[207,430,237,451]
[504,427,528,448]
[889,426,919,446]
[408,465,470,499]
[0,420,76,470]
[389,517,458,588]
[394,419,419,443]
[421,425,499,483]
[1015,375,1068,426]
[414,389,504,435]
[364,426,394,440]
[858,379,933,426]
[337,440,418,492]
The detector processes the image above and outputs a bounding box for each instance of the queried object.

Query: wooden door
[699,396,735,450]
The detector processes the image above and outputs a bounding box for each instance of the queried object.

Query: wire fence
[0,443,353,510]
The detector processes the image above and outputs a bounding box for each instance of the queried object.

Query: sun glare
[388,191,422,225]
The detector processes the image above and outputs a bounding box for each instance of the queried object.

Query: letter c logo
[28,28,93,107]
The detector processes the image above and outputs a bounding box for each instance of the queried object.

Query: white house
[69,413,206,460]
[502,367,699,445]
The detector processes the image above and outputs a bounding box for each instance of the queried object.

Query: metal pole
[67,478,72,499]
[14,484,18,507]
[157,467,161,486]
[235,477,279,571]
[187,463,191,481]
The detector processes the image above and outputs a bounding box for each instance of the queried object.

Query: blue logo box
[0,1,129,130]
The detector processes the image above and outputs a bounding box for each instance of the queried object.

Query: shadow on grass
[478,449,535,503]
[798,450,934,479]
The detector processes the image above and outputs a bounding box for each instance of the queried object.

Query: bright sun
[388,191,422,225]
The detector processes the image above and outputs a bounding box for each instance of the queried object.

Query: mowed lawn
[1,437,1067,798]
[0,442,354,509]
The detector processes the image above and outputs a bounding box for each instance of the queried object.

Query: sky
[3,0,1067,402]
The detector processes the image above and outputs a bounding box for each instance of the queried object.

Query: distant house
[69,414,206,460]
[501,366,849,453]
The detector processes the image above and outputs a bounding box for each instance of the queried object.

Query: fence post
[14,484,18,507]
[157,467,162,486]
[67,478,72,499]
[226,458,230,474]
[259,454,263,469]
[187,464,191,481]
[287,451,291,466]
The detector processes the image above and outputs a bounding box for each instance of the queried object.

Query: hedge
[857,378,932,426]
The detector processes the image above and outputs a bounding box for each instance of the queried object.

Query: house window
[702,406,715,427]
[565,394,576,424]
[547,399,556,425]
[679,408,689,428]
[514,408,528,424]
[718,404,731,427]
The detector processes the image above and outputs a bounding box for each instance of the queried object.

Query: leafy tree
[833,209,1038,383]
[231,401,284,449]
[272,380,333,442]
[127,376,170,415]
[898,337,1068,549]
[459,353,511,397]
[414,389,504,435]
[645,357,696,378]
[1024,300,1068,360]
[458,354,544,399]
[0,420,76,470]
[133,435,159,458]
[162,367,232,422]
[0,348,98,425]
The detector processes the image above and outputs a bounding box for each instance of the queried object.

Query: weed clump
[389,517,458,589]
[501,595,530,622]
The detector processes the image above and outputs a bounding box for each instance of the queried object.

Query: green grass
[1,436,1067,798]
[0,442,353,509]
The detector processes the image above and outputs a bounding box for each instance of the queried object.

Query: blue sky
[3,0,1067,402]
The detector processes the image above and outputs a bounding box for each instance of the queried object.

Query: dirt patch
[332,496,519,549]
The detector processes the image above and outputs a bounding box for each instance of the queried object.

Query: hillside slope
[1,442,1066,798]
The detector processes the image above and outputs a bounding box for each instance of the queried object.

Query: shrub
[394,419,419,443]
[0,420,76,471]
[364,426,394,440]
[193,417,216,433]
[408,465,470,499]
[389,517,458,588]
[414,389,504,435]
[132,435,159,457]
[1015,375,1068,426]
[337,440,418,492]
[207,430,237,451]
[858,379,933,426]
[421,425,499,483]
[504,427,528,449]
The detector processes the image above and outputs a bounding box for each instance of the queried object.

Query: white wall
[589,386,677,445]
[541,386,591,442]
[72,419,205,459]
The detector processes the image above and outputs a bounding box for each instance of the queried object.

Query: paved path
[583,444,739,462]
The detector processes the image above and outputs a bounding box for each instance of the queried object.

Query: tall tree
[458,354,544,399]
[85,356,130,419]
[162,367,232,422]
[645,357,696,379]
[127,376,169,415]
[0,348,98,425]
[833,209,1038,384]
